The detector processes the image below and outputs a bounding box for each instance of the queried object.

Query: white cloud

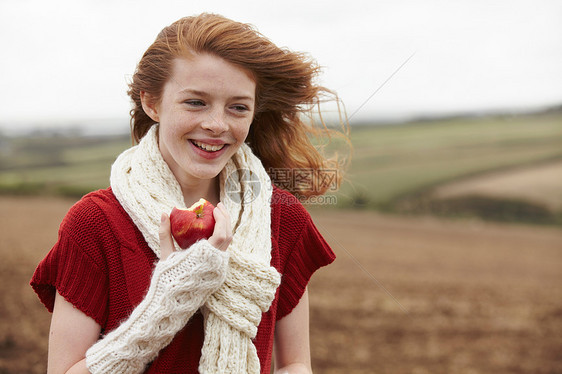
[0,0,561,129]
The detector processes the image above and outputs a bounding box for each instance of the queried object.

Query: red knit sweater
[31,185,335,373]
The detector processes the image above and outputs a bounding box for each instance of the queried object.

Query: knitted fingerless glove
[85,240,229,374]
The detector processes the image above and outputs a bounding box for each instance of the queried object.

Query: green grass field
[1,111,561,223]
[0,134,131,196]
[339,113,562,210]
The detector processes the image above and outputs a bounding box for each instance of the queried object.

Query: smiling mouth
[190,140,226,152]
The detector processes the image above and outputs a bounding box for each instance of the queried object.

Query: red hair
[128,13,349,197]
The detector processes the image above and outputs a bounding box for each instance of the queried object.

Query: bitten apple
[170,198,216,249]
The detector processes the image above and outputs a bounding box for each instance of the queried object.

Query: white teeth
[192,140,225,152]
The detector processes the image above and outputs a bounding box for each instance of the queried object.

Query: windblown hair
[128,13,349,197]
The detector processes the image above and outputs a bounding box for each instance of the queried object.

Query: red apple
[170,198,216,249]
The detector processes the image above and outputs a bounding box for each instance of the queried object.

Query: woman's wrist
[86,240,229,374]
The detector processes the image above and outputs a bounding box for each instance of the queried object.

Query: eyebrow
[177,88,255,102]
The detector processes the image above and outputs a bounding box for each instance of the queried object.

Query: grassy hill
[336,112,562,224]
[1,111,561,224]
[0,134,131,196]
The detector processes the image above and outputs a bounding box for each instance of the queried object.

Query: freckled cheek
[233,121,252,143]
[170,113,200,137]
[236,129,250,143]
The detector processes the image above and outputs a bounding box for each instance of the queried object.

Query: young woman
[31,13,346,374]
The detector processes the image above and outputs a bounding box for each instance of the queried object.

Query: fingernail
[161,213,166,223]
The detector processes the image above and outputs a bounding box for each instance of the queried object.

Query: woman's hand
[207,202,233,251]
[159,202,233,260]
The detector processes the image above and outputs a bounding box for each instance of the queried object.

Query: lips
[190,139,226,152]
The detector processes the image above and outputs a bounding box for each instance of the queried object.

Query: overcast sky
[0,0,561,133]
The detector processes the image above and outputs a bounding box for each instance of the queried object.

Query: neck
[178,176,221,207]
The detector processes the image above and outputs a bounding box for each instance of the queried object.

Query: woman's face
[146,53,256,185]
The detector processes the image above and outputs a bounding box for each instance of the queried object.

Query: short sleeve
[276,213,336,320]
[30,198,110,327]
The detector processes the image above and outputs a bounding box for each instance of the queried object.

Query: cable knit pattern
[110,127,185,257]
[86,241,228,373]
[103,125,281,373]
[197,136,281,373]
[200,250,281,372]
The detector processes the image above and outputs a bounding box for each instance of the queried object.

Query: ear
[140,91,160,122]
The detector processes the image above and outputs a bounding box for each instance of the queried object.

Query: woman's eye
[185,100,205,107]
[231,105,249,112]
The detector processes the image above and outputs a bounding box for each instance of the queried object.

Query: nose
[202,109,228,134]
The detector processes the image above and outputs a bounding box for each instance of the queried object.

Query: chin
[189,167,224,181]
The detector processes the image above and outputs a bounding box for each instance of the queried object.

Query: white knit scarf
[110,125,281,373]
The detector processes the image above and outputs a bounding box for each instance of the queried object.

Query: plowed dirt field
[1,196,561,373]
